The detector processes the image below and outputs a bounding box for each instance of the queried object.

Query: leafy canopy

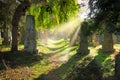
[88,0,120,34]
[27,0,79,30]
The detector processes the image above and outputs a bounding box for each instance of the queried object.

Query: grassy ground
[0,39,119,80]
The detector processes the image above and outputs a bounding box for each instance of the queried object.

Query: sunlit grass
[46,40,68,49]
[0,39,2,45]
[114,44,120,52]
[0,44,24,52]
[0,15,118,79]
[47,39,65,44]
[37,45,51,53]
[0,46,11,52]
[18,44,24,50]
[0,16,82,79]
[0,39,119,79]
[30,39,78,79]
[31,60,53,78]
[89,46,115,77]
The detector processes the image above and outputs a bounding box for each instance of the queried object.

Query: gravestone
[102,31,114,53]
[77,22,89,54]
[24,15,37,53]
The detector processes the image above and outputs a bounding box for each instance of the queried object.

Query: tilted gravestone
[24,15,37,53]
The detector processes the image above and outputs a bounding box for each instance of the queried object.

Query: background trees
[1,0,120,79]
[11,0,31,51]
[0,0,15,45]
[10,0,78,51]
[88,0,120,53]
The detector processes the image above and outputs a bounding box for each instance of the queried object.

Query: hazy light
[48,46,76,63]
[38,17,83,46]
[70,26,81,46]
[53,17,82,37]
[37,17,84,64]
[77,0,90,19]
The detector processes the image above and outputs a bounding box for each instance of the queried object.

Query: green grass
[0,51,42,80]
[116,41,120,44]
[0,39,117,80]
[93,52,114,78]
[65,46,115,80]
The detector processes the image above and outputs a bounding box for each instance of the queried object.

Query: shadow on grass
[46,43,68,51]
[0,51,42,70]
[95,51,111,64]
[34,52,89,80]
[68,59,103,80]
[51,39,69,45]
[65,52,114,80]
[44,46,77,58]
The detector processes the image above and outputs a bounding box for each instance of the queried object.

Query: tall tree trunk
[102,31,114,53]
[11,1,30,51]
[11,26,18,51]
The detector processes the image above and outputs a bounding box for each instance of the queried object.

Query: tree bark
[11,1,30,51]
[11,25,18,51]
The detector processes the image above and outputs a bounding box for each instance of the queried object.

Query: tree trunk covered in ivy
[102,31,114,53]
[11,1,30,51]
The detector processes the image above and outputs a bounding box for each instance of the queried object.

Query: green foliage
[27,0,79,30]
[88,0,120,35]
[0,1,6,25]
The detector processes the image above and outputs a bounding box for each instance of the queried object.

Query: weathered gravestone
[102,31,114,53]
[24,15,37,53]
[77,21,89,54]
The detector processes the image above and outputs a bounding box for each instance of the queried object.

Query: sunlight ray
[38,17,83,46]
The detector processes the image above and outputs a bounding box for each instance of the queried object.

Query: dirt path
[38,40,76,80]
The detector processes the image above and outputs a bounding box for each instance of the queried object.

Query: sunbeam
[38,17,83,46]
[69,26,81,46]
[37,16,84,67]
[52,17,82,39]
